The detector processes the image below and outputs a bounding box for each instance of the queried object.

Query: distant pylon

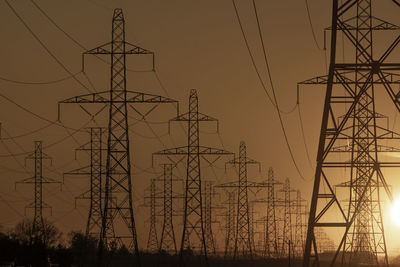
[203,181,216,255]
[293,190,306,259]
[158,164,178,254]
[279,178,296,257]
[16,141,59,235]
[264,167,280,258]
[153,89,233,262]
[58,8,177,257]
[233,142,257,258]
[64,127,106,237]
[224,192,235,257]
[146,178,158,253]
[215,142,263,259]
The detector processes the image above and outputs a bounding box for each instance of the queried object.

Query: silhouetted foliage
[67,231,98,266]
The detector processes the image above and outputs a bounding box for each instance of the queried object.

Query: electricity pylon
[58,8,177,257]
[145,178,159,253]
[157,164,180,254]
[264,167,280,258]
[278,178,296,258]
[215,141,264,259]
[293,190,306,259]
[64,127,106,237]
[203,181,216,255]
[16,141,60,234]
[299,1,400,266]
[153,89,233,262]
[224,192,236,257]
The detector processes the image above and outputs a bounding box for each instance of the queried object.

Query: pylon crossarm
[170,112,218,122]
[331,144,400,152]
[75,190,91,200]
[16,177,35,184]
[84,42,112,54]
[59,90,176,104]
[64,165,91,176]
[83,41,153,55]
[153,146,232,156]
[41,177,60,184]
[326,16,400,31]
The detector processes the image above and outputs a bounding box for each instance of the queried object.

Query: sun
[391,197,400,227]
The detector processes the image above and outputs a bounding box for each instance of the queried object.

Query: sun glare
[391,197,400,226]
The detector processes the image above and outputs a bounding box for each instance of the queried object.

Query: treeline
[0,218,103,267]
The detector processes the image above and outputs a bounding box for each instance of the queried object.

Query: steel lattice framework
[64,127,106,237]
[158,164,178,254]
[224,191,236,257]
[153,89,232,262]
[293,190,306,259]
[59,9,177,258]
[264,167,280,258]
[146,178,158,253]
[278,178,296,258]
[16,141,59,235]
[215,142,262,259]
[203,181,216,255]
[300,0,400,266]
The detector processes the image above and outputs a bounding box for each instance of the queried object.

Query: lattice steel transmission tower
[158,164,179,254]
[59,8,177,256]
[145,178,159,253]
[278,178,296,258]
[299,1,400,266]
[16,141,59,234]
[293,190,306,259]
[216,141,262,259]
[64,127,106,237]
[153,89,232,261]
[224,191,236,257]
[203,181,216,255]
[264,167,280,258]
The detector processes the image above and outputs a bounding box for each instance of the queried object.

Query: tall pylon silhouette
[16,141,60,237]
[299,1,400,266]
[215,142,263,259]
[64,127,106,237]
[59,8,177,260]
[153,89,232,264]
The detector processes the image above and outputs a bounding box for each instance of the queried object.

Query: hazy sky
[1,0,400,255]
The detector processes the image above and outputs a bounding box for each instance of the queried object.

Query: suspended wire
[0,71,82,85]
[30,0,152,73]
[0,122,54,140]
[304,0,324,51]
[4,0,93,94]
[0,91,83,132]
[251,0,306,180]
[0,120,90,158]
[0,195,24,218]
[231,0,297,115]
[297,103,314,170]
[29,0,86,50]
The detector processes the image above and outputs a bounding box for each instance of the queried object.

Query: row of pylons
[13,0,400,266]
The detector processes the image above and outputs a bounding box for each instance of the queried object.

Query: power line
[297,103,314,170]
[0,91,82,132]
[251,0,306,180]
[304,0,324,51]
[29,0,86,50]
[231,0,297,115]
[0,120,90,158]
[0,123,54,140]
[5,0,93,94]
[0,71,82,85]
